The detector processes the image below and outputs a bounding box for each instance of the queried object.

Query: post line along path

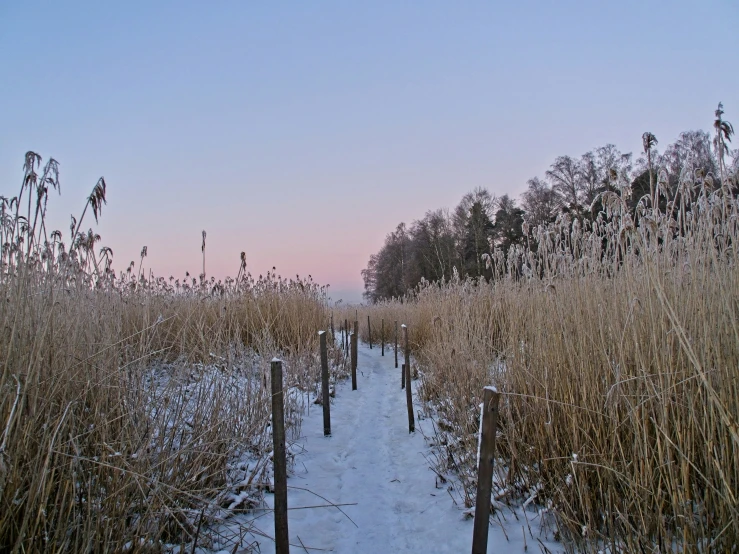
[236,338,554,553]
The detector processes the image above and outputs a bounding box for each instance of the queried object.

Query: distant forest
[361,104,737,302]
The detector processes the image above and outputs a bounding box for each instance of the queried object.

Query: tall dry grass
[355,170,739,551]
[0,153,342,552]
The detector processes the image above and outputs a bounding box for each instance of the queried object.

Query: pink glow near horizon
[1,2,736,307]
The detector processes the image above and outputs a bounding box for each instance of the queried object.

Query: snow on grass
[112,340,349,553]
[203,341,563,553]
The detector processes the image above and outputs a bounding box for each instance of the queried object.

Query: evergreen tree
[463,201,494,279]
[492,195,524,257]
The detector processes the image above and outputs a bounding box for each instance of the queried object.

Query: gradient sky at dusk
[1,1,737,303]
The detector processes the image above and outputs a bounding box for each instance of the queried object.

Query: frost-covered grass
[0,153,346,552]
[351,174,739,551]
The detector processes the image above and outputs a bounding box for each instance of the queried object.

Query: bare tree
[662,130,717,193]
[578,151,601,206]
[409,209,456,283]
[362,223,412,301]
[452,187,495,236]
[546,155,581,211]
[521,177,560,227]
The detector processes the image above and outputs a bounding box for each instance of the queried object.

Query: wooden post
[471,387,500,554]
[330,313,334,337]
[401,363,405,389]
[319,331,331,436]
[368,315,372,349]
[403,324,414,433]
[351,321,358,390]
[344,319,349,355]
[394,320,398,369]
[340,324,345,352]
[381,319,385,356]
[270,358,289,553]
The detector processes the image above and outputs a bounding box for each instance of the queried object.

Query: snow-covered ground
[215,340,563,553]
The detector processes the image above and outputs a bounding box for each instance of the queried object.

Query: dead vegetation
[0,153,344,552]
[352,159,739,551]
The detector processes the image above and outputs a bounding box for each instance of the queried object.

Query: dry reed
[353,168,739,552]
[0,153,343,552]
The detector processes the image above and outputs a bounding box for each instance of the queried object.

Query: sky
[1,1,737,303]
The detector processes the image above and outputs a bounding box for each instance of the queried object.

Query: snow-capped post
[368,315,373,349]
[403,324,415,433]
[381,319,385,356]
[270,358,289,553]
[351,320,358,390]
[319,331,331,436]
[394,320,398,368]
[471,386,500,554]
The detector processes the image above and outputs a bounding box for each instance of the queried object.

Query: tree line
[361,104,737,302]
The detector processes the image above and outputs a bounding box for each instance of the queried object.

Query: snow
[318,330,326,336]
[271,357,282,363]
[477,401,484,468]
[401,324,407,329]
[216,341,563,553]
[484,385,498,393]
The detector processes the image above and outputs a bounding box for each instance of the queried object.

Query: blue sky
[1,1,737,302]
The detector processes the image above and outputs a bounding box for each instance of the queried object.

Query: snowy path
[238,341,553,553]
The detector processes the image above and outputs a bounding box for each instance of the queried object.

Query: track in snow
[239,340,555,553]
